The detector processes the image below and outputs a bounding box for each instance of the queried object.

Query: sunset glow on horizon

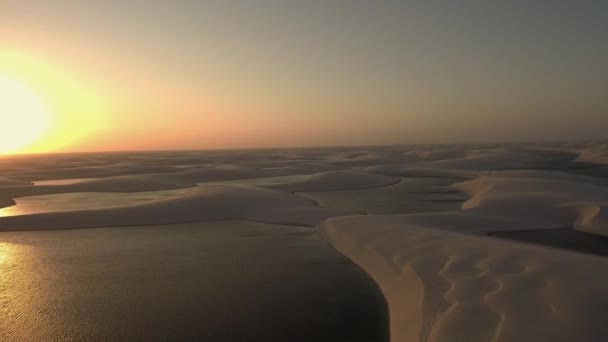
[0,74,49,154]
[1,1,606,154]
[0,50,104,154]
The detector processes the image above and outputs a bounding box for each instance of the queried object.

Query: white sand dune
[9,163,183,181]
[402,167,477,179]
[0,184,349,230]
[403,149,468,161]
[575,144,608,165]
[0,166,283,210]
[63,165,276,191]
[70,174,197,191]
[176,165,278,181]
[2,156,277,183]
[266,171,400,192]
[454,171,608,236]
[2,144,608,341]
[316,153,608,341]
[483,169,608,184]
[410,149,576,171]
[363,164,412,177]
[0,177,198,211]
[32,177,96,185]
[319,151,608,341]
[320,216,608,342]
[271,162,342,174]
[328,154,407,167]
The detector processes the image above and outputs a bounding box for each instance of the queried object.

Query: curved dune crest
[316,166,608,341]
[70,174,196,191]
[403,149,467,161]
[452,172,608,235]
[0,184,349,230]
[9,163,183,181]
[2,143,608,341]
[178,165,277,181]
[266,171,400,192]
[402,167,476,179]
[0,166,284,210]
[0,176,197,210]
[319,216,608,342]
[576,145,608,165]
[571,203,608,236]
[411,148,576,172]
[490,169,608,184]
[363,164,410,177]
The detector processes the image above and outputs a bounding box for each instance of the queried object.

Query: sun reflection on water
[0,239,45,340]
[0,242,18,265]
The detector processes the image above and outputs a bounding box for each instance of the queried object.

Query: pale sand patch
[453,171,608,236]
[0,184,350,230]
[315,166,608,341]
[297,177,466,215]
[31,178,97,185]
[10,163,183,181]
[0,167,286,210]
[575,145,608,165]
[2,145,608,341]
[206,174,307,186]
[320,216,608,342]
[0,188,193,217]
[409,149,577,172]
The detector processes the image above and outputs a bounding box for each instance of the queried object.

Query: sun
[0,75,50,154]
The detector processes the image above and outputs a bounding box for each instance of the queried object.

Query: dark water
[299,177,467,215]
[0,221,388,341]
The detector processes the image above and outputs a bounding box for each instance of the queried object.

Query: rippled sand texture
[320,219,608,342]
[317,143,608,341]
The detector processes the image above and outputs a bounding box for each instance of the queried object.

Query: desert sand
[1,142,608,341]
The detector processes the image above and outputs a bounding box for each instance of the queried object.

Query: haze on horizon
[1,0,607,154]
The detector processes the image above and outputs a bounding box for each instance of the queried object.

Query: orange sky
[1,1,607,154]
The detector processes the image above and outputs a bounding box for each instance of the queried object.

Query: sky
[1,1,607,153]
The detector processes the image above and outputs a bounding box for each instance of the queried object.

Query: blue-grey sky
[1,1,607,151]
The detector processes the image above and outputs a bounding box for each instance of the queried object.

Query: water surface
[0,221,388,341]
